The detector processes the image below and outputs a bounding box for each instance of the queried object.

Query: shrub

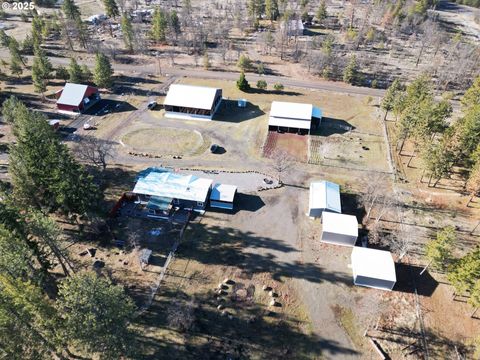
[273,82,284,91]
[256,80,267,90]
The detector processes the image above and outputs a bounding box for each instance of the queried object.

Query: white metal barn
[308,181,341,217]
[320,212,358,246]
[163,84,223,120]
[351,247,397,291]
[268,101,322,135]
[209,184,237,210]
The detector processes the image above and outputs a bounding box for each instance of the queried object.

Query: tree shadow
[181,222,353,286]
[213,100,265,123]
[84,99,137,115]
[132,287,359,359]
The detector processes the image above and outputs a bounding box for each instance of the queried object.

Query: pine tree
[265,0,279,21]
[425,226,455,271]
[343,55,358,85]
[31,15,44,47]
[448,247,480,298]
[93,52,114,89]
[57,272,137,359]
[316,0,327,23]
[421,140,454,187]
[120,13,134,53]
[31,46,52,99]
[61,0,81,20]
[169,10,181,43]
[8,100,101,214]
[237,54,252,71]
[67,58,82,83]
[1,96,22,123]
[8,37,26,68]
[151,7,168,43]
[81,64,92,82]
[102,0,120,19]
[236,71,250,92]
[381,79,403,119]
[462,76,480,111]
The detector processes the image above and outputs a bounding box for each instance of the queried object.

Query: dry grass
[122,127,205,156]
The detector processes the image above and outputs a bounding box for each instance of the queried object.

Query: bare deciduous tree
[270,150,294,184]
[73,135,115,171]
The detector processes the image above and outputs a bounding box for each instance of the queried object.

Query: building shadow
[214,100,265,123]
[208,193,266,215]
[393,263,438,297]
[311,117,355,136]
[84,99,137,116]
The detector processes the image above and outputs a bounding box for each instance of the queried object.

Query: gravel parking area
[182,170,279,193]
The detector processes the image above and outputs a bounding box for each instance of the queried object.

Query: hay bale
[268,290,277,298]
[223,278,235,285]
[262,285,272,291]
[269,299,279,307]
[217,304,225,310]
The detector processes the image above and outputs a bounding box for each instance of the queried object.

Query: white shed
[308,181,341,217]
[351,247,396,291]
[321,212,358,246]
[209,184,237,210]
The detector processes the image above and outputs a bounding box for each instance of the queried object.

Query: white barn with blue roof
[308,181,341,218]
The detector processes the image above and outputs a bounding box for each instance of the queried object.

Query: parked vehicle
[147,101,157,110]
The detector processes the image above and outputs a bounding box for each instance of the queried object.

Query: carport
[320,212,358,246]
[209,183,237,210]
[351,247,396,291]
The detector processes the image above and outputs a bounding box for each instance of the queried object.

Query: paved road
[6,51,385,97]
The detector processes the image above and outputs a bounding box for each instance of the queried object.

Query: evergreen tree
[61,0,81,20]
[237,54,252,71]
[169,10,181,42]
[1,96,22,123]
[265,0,279,21]
[0,29,10,47]
[57,272,137,359]
[381,79,403,118]
[102,0,120,19]
[422,140,455,187]
[425,226,455,271]
[120,13,134,53]
[448,247,480,298]
[462,76,480,111]
[316,0,327,23]
[31,15,44,47]
[343,55,358,85]
[8,37,26,68]
[8,101,101,214]
[151,7,168,43]
[68,58,83,83]
[31,46,52,99]
[257,79,267,90]
[236,71,250,92]
[93,52,114,89]
[81,64,92,82]
[456,105,480,164]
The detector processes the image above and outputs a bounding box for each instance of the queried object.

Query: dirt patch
[263,131,308,162]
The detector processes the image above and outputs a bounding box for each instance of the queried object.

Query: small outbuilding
[321,212,358,246]
[308,181,341,217]
[56,83,100,114]
[351,247,397,291]
[269,101,322,135]
[163,84,223,121]
[209,183,237,210]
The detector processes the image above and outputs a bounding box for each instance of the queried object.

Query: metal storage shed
[321,212,358,246]
[308,181,341,217]
[209,184,237,210]
[351,247,397,291]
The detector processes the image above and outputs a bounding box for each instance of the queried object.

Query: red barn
[56,83,100,113]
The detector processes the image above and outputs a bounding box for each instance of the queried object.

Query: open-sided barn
[163,84,223,120]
